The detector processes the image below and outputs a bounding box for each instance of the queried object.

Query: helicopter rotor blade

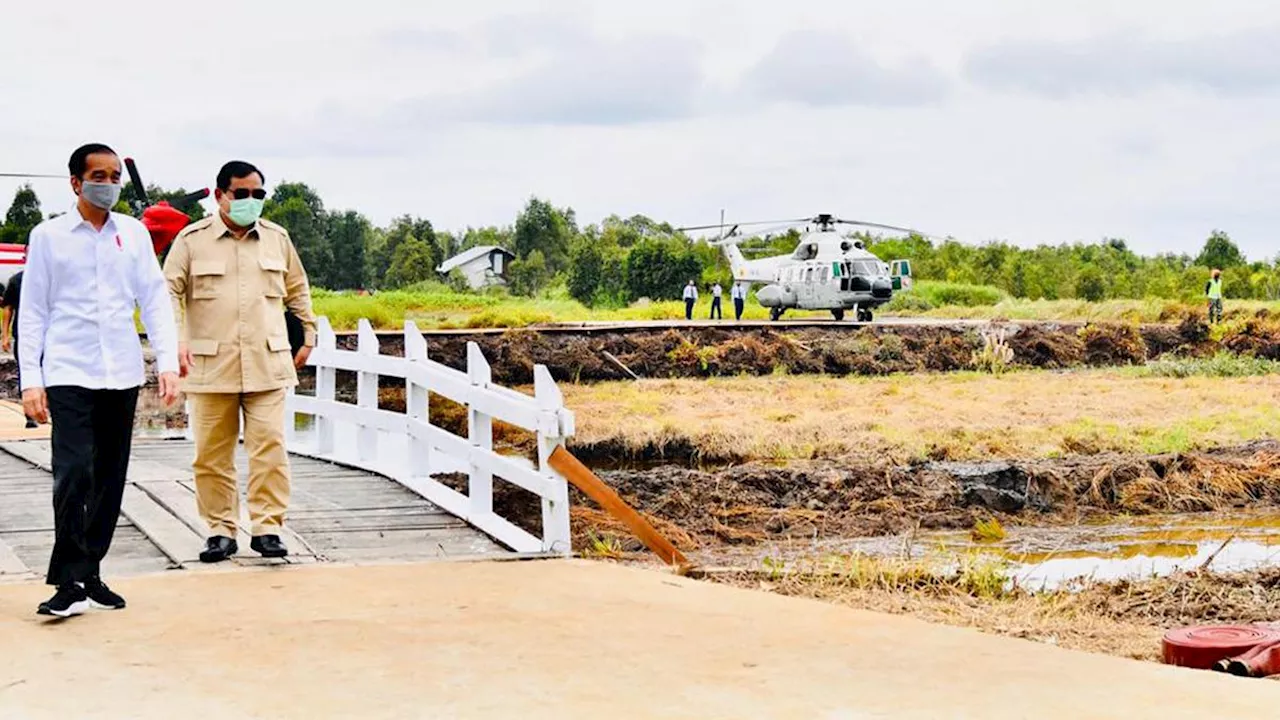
[169,188,211,210]
[678,218,809,233]
[0,172,65,179]
[124,157,150,208]
[834,218,931,236]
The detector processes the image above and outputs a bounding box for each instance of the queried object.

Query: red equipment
[1162,625,1280,671]
[141,201,195,256]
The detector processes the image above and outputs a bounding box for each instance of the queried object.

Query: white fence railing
[278,317,575,555]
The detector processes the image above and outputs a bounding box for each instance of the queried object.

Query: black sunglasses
[228,188,267,200]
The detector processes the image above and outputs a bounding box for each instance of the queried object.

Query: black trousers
[710,297,722,319]
[685,299,695,320]
[734,298,745,320]
[45,386,139,586]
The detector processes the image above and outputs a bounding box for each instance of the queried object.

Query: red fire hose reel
[1163,625,1280,677]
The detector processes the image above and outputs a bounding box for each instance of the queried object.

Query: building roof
[437,245,515,273]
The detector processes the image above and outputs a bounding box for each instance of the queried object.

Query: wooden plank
[119,484,205,566]
[0,535,32,575]
[0,440,51,471]
[137,480,254,552]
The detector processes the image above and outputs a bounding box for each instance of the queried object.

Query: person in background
[683,280,698,320]
[709,282,723,320]
[1,265,36,429]
[19,143,181,617]
[1206,268,1224,324]
[731,281,747,321]
[163,160,316,564]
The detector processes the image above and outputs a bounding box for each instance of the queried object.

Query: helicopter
[677,213,920,322]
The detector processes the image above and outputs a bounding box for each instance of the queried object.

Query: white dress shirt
[712,284,722,298]
[18,204,179,390]
[731,283,746,300]
[683,284,698,300]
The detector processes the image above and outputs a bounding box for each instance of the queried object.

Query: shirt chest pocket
[191,261,227,300]
[259,256,287,298]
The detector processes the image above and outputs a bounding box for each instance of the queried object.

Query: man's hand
[293,345,312,370]
[1,336,9,354]
[158,371,181,407]
[21,388,47,425]
[178,342,194,378]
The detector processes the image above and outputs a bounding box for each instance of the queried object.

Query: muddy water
[692,512,1280,591]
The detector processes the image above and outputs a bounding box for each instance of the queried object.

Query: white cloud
[966,26,1280,98]
[740,30,950,107]
[3,0,1280,261]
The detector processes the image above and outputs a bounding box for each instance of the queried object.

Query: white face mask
[81,181,122,210]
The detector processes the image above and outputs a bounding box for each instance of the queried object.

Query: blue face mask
[228,198,264,227]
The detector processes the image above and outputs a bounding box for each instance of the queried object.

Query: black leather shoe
[199,536,238,563]
[250,534,288,558]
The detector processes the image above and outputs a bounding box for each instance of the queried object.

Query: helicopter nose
[872,278,892,299]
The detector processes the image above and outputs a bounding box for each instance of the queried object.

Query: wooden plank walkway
[0,436,507,584]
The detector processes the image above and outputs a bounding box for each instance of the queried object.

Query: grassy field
[309,282,1280,330]
[312,285,833,330]
[560,366,1280,464]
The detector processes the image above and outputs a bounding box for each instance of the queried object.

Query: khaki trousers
[189,389,291,538]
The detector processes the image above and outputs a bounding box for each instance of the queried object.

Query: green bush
[914,281,1006,308]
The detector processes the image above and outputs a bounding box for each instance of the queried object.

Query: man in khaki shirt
[163,160,316,563]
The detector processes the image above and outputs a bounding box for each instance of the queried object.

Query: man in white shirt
[731,282,747,321]
[682,279,698,320]
[709,282,723,320]
[18,143,181,618]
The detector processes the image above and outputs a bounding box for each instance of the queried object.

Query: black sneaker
[37,583,90,618]
[84,577,126,610]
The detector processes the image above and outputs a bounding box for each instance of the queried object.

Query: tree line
[1,182,1273,305]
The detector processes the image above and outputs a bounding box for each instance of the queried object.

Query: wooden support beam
[546,446,689,569]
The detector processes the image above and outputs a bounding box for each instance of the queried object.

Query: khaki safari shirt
[163,214,316,394]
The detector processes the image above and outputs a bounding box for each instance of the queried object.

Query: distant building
[436,246,516,290]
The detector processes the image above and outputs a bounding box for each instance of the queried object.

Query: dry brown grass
[561,370,1280,464]
[689,554,1280,663]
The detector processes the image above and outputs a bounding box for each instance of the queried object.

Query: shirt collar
[67,202,118,234]
[213,212,260,240]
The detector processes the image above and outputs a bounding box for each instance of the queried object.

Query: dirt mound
[322,320,1257,388]
[1006,325,1084,368]
[1078,323,1148,366]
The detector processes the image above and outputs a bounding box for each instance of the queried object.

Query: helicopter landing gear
[831,309,845,321]
[857,307,873,322]
[769,307,784,322]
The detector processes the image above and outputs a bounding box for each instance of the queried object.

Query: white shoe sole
[42,599,90,618]
[89,599,125,610]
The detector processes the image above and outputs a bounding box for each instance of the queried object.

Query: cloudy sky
[4,0,1280,259]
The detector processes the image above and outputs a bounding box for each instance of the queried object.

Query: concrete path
[0,559,1276,719]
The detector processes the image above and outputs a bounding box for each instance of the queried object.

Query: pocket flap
[259,256,287,272]
[266,336,291,352]
[192,261,226,277]
[189,339,219,356]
